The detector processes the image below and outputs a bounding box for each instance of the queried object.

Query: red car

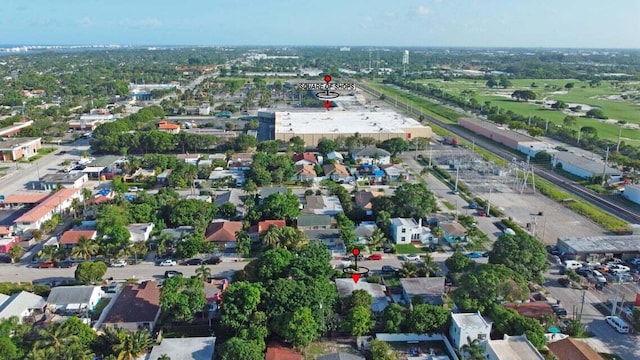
[38,261,55,268]
[477,210,487,217]
[367,254,383,260]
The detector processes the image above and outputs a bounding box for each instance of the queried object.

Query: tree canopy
[160,275,207,323]
[488,233,548,283]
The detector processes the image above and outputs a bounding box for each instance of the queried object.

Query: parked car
[381,265,399,273]
[185,258,204,266]
[383,244,394,253]
[159,259,177,267]
[482,252,490,258]
[367,254,383,260]
[127,187,139,192]
[402,254,420,261]
[106,281,119,293]
[56,261,75,268]
[630,258,640,266]
[554,307,568,318]
[477,210,488,217]
[164,270,183,278]
[38,261,55,268]
[110,260,127,267]
[205,257,222,265]
[617,273,634,283]
[468,201,478,209]
[466,252,483,259]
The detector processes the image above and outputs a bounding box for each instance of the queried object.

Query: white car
[128,187,139,192]
[631,258,640,266]
[402,254,421,261]
[159,259,177,267]
[110,260,127,267]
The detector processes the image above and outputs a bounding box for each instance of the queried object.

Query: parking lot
[428,143,606,244]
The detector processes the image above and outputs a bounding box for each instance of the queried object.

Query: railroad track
[357,82,640,225]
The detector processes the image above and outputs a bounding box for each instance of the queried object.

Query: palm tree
[367,228,385,252]
[38,245,57,262]
[261,224,281,249]
[460,336,485,360]
[195,265,212,282]
[158,355,171,360]
[132,241,148,263]
[279,227,308,250]
[113,329,153,360]
[156,232,174,258]
[26,347,57,360]
[419,254,440,277]
[117,240,134,261]
[82,188,93,213]
[8,244,23,263]
[70,198,81,218]
[72,236,99,260]
[32,229,44,242]
[399,261,419,278]
[36,321,79,348]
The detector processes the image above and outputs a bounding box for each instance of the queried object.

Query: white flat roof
[274,111,427,134]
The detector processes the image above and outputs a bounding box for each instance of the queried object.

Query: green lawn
[394,244,424,254]
[414,78,640,145]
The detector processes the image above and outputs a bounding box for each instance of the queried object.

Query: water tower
[402,50,409,76]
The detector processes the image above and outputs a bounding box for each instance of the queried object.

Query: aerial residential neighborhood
[0,2,639,360]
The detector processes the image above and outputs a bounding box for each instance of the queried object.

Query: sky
[2,0,639,48]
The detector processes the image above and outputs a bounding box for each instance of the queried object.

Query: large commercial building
[258,110,432,147]
[0,137,42,162]
[556,235,640,261]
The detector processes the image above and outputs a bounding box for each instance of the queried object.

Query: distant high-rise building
[340,47,351,52]
[402,50,409,76]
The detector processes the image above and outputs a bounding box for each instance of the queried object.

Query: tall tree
[160,276,207,323]
[488,233,548,283]
[283,306,318,350]
[71,236,99,260]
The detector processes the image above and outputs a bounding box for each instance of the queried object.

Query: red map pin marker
[351,273,361,283]
[352,248,360,256]
[324,75,332,83]
[323,101,331,110]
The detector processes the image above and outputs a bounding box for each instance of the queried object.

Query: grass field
[414,78,640,145]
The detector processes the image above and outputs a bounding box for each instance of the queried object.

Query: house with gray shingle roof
[351,147,391,165]
[0,291,46,323]
[296,214,332,230]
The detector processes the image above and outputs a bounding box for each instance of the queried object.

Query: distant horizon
[1,44,639,51]
[2,0,638,49]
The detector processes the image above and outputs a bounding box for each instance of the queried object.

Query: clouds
[416,5,433,16]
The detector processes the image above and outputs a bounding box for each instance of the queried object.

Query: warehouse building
[551,151,621,181]
[623,184,640,205]
[258,110,432,147]
[556,235,640,261]
[458,117,536,150]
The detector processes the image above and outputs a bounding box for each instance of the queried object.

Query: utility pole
[486,187,492,216]
[578,290,586,322]
[601,147,610,186]
[428,147,433,167]
[611,277,623,316]
[616,124,623,153]
[454,162,460,192]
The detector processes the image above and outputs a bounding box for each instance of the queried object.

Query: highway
[356,82,640,225]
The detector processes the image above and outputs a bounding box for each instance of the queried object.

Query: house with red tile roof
[100,280,161,332]
[547,338,604,360]
[503,301,555,320]
[14,188,82,234]
[292,152,318,166]
[248,220,286,241]
[157,120,181,134]
[266,344,303,360]
[2,193,49,206]
[204,220,243,250]
[59,230,97,249]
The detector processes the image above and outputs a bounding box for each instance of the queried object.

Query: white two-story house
[390,218,434,244]
[450,312,492,350]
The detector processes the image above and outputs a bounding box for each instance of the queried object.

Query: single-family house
[296,214,332,230]
[292,164,317,181]
[160,226,195,241]
[266,344,303,360]
[14,188,82,233]
[156,169,173,184]
[176,153,200,165]
[228,152,254,170]
[59,229,98,250]
[213,189,245,210]
[147,337,216,360]
[46,285,104,314]
[351,147,391,165]
[326,151,344,163]
[39,172,89,191]
[204,220,243,249]
[400,277,445,305]
[335,278,389,312]
[101,280,161,332]
[248,220,286,241]
[382,164,409,181]
[157,120,181,134]
[258,186,289,200]
[354,190,384,216]
[292,152,318,166]
[503,302,555,320]
[484,335,545,360]
[354,222,378,245]
[439,222,468,243]
[323,163,351,182]
[302,195,343,216]
[547,338,605,360]
[304,229,343,252]
[450,311,493,350]
[123,168,155,182]
[390,218,434,244]
[127,223,155,243]
[0,291,46,323]
[0,236,17,254]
